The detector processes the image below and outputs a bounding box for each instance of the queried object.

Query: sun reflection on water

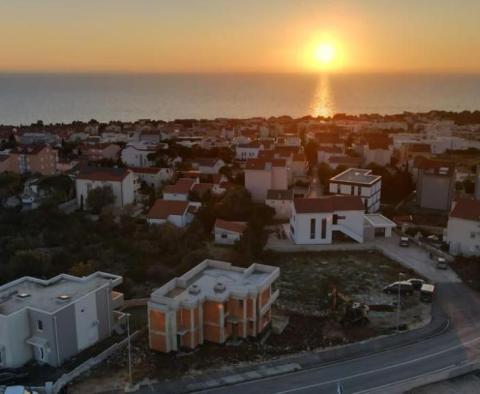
[309,74,334,118]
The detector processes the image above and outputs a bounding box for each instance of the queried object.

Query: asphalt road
[198,279,480,393]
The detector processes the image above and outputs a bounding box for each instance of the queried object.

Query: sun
[314,42,336,66]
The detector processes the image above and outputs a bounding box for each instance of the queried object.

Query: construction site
[68,249,431,393]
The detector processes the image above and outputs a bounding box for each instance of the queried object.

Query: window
[290,225,295,234]
[37,320,43,331]
[321,218,327,239]
[333,214,338,225]
[221,233,228,239]
[310,218,316,239]
[350,186,354,195]
[471,232,476,239]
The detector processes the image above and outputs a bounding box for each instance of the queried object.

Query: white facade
[245,163,289,202]
[131,168,174,189]
[214,227,243,245]
[289,204,365,245]
[121,142,156,167]
[447,217,480,256]
[235,144,262,161]
[329,169,382,213]
[76,170,135,208]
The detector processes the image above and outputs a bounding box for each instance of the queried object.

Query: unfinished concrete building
[148,260,280,353]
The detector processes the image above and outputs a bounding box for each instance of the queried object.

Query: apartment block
[8,144,58,175]
[329,168,382,213]
[148,260,280,353]
[0,272,124,368]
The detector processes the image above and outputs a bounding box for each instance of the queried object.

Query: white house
[162,178,197,201]
[266,189,294,219]
[121,141,157,167]
[329,168,382,213]
[214,219,247,245]
[317,146,344,164]
[76,167,135,209]
[289,196,365,244]
[235,141,263,161]
[446,199,480,256]
[129,167,174,189]
[244,158,289,202]
[147,199,199,227]
[192,158,225,174]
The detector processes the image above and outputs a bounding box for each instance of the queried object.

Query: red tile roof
[147,200,189,220]
[450,199,480,222]
[164,178,195,194]
[77,167,130,182]
[294,196,364,213]
[407,143,431,153]
[194,158,222,167]
[192,183,214,195]
[414,157,455,175]
[129,167,163,174]
[214,219,247,234]
[315,133,343,144]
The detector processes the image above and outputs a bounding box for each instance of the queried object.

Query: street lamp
[126,312,132,387]
[396,272,405,333]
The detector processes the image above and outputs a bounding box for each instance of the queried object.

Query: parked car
[4,387,38,394]
[383,281,414,295]
[406,278,425,290]
[399,237,410,247]
[420,284,435,303]
[436,257,448,270]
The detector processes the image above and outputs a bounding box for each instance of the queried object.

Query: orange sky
[1,0,479,73]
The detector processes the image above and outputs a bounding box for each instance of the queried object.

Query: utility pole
[127,313,132,387]
[396,272,404,332]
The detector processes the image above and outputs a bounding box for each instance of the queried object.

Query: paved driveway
[375,233,461,284]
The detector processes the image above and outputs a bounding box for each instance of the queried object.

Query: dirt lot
[69,250,431,393]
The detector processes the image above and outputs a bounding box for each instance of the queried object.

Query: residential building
[289,196,365,244]
[0,272,124,368]
[235,141,263,161]
[0,153,12,173]
[317,146,344,165]
[9,145,58,175]
[214,219,247,245]
[327,155,362,170]
[244,158,289,202]
[446,199,480,256]
[266,189,294,219]
[329,168,382,213]
[148,259,279,353]
[121,141,157,167]
[129,167,174,189]
[192,158,225,174]
[147,199,199,227]
[415,158,455,211]
[76,167,135,209]
[163,178,197,201]
[78,143,121,162]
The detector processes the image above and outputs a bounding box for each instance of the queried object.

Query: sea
[0,73,480,125]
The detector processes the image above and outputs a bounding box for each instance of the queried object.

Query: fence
[49,330,141,394]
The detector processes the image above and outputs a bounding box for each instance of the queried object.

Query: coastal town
[1,111,480,392]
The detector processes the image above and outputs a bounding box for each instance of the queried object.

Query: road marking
[273,336,480,394]
[352,364,456,394]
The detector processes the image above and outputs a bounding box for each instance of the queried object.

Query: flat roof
[364,214,396,228]
[330,168,381,185]
[150,259,279,309]
[0,272,122,316]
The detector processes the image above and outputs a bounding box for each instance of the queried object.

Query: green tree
[86,186,115,213]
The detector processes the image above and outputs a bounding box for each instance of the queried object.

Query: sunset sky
[1,0,479,74]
